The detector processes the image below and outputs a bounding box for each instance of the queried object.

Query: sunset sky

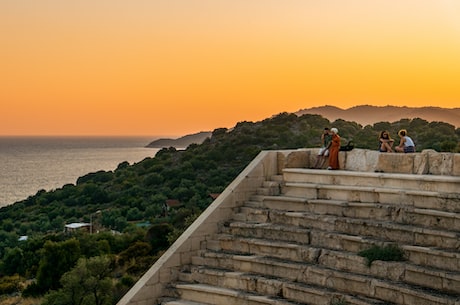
[2,0,460,136]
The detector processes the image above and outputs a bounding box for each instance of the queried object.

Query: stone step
[240,199,460,232]
[281,182,460,212]
[223,222,311,245]
[161,299,209,305]
[227,209,460,250]
[313,231,460,272]
[180,266,390,305]
[256,181,282,196]
[192,252,458,305]
[282,168,460,194]
[170,283,303,305]
[207,234,460,294]
[222,221,460,271]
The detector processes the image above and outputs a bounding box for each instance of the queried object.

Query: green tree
[42,255,113,305]
[35,238,81,292]
[145,223,173,251]
[1,247,25,275]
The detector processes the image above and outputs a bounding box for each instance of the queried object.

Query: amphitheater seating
[159,168,460,305]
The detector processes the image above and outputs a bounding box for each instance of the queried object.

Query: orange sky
[1,0,460,136]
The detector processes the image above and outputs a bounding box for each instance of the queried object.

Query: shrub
[0,274,21,294]
[358,244,406,267]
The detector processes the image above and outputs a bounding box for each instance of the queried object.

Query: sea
[0,136,161,208]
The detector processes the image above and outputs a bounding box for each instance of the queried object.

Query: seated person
[313,127,331,169]
[378,130,394,152]
[395,129,416,153]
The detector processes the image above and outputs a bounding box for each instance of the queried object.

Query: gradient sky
[2,0,460,136]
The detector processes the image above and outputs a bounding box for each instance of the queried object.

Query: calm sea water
[0,136,160,207]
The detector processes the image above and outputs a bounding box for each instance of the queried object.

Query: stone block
[404,265,444,291]
[284,150,310,169]
[277,152,288,174]
[454,154,460,176]
[343,149,375,171]
[372,281,403,303]
[426,150,454,175]
[370,261,405,282]
[414,150,430,174]
[376,153,415,173]
[326,272,370,295]
[283,283,330,305]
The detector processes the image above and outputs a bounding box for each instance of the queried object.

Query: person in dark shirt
[378,130,394,152]
[313,127,332,169]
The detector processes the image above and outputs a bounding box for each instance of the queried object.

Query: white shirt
[404,136,415,147]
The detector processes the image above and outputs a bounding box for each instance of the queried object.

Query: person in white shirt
[395,129,415,153]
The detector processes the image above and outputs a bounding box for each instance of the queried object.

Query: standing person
[395,129,416,153]
[327,127,340,170]
[378,130,394,152]
[313,127,332,169]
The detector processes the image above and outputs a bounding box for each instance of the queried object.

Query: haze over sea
[0,136,159,207]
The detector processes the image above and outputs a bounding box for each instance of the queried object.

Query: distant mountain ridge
[146,131,212,148]
[295,105,460,128]
[146,106,459,148]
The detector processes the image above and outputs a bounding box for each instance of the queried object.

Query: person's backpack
[340,140,354,151]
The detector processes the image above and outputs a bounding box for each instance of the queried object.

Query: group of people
[313,127,415,170]
[378,129,415,153]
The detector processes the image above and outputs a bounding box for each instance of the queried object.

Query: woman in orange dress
[328,127,340,170]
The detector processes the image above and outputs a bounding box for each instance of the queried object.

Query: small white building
[64,222,91,233]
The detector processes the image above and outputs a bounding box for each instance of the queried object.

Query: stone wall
[278,148,460,176]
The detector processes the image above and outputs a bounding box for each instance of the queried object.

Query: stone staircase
[159,168,460,305]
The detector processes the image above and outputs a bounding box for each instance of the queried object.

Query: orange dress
[328,134,340,170]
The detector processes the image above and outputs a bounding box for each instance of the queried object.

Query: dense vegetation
[0,113,459,304]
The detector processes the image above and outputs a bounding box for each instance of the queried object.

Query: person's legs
[314,148,325,168]
[328,148,339,170]
[404,146,415,153]
[317,149,329,169]
[313,155,322,168]
[317,156,325,168]
[380,142,393,152]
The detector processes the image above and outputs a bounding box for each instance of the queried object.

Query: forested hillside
[0,113,459,304]
[297,105,460,128]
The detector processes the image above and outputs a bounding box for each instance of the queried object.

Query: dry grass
[0,296,42,305]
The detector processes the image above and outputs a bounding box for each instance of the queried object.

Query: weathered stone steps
[240,198,460,233]
[223,220,460,271]
[205,234,460,294]
[256,180,282,196]
[155,169,460,305]
[161,299,209,305]
[227,212,460,250]
[177,266,391,305]
[283,169,460,193]
[190,251,459,305]
[165,282,304,305]
[281,182,460,212]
